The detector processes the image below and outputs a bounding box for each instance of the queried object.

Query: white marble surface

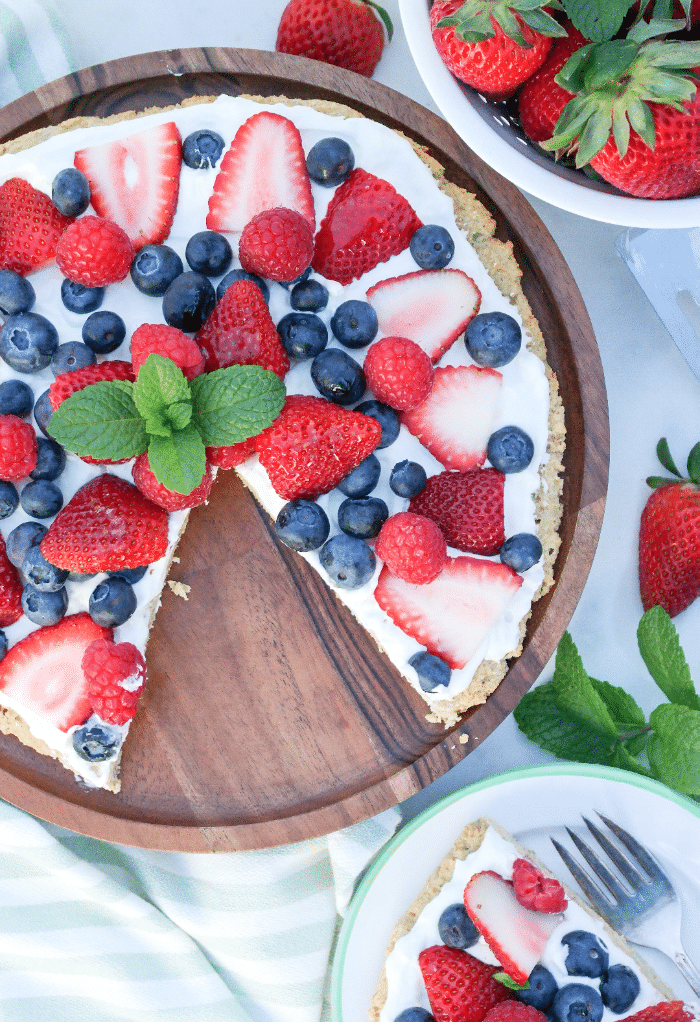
[53,0,700,819]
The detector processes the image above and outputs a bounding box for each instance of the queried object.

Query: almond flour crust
[369,817,673,1022]
[0,93,564,784]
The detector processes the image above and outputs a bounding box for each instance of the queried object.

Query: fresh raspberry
[483,1003,549,1022]
[375,511,446,584]
[511,857,568,913]
[0,177,74,275]
[49,360,135,411]
[0,532,23,627]
[206,437,257,468]
[82,638,146,725]
[130,323,206,381]
[56,215,135,287]
[0,414,38,480]
[132,450,215,510]
[363,335,434,410]
[238,206,314,283]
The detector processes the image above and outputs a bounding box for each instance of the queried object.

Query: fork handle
[674,950,700,998]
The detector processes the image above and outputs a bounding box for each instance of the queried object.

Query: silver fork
[551,812,700,998]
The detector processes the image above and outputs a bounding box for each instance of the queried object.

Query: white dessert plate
[331,763,700,1020]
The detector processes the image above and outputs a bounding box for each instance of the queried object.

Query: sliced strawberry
[624,1003,698,1022]
[366,269,481,362]
[375,556,521,669]
[74,121,181,251]
[401,365,503,471]
[312,168,422,285]
[0,177,74,275]
[206,111,314,233]
[464,870,563,985]
[195,278,290,378]
[0,533,23,628]
[418,945,513,1022]
[409,468,505,556]
[0,614,112,731]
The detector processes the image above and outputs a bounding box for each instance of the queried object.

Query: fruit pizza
[0,93,563,790]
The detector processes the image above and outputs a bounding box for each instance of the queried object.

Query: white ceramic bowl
[399,0,700,227]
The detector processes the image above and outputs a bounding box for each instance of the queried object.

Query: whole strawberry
[418,944,513,1022]
[518,25,588,144]
[623,1002,698,1022]
[639,438,700,617]
[276,0,392,78]
[132,450,214,510]
[409,467,506,556]
[430,0,566,102]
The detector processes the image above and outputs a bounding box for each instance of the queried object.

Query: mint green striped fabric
[0,798,400,1020]
[0,0,73,104]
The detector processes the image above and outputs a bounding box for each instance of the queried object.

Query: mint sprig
[513,607,700,802]
[48,354,285,495]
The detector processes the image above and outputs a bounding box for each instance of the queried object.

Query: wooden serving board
[0,49,608,851]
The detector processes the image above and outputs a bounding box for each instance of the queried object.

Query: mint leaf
[637,606,700,710]
[513,684,621,764]
[48,380,148,461]
[610,743,653,776]
[147,422,206,496]
[133,353,191,422]
[167,401,193,431]
[589,677,647,731]
[190,365,285,446]
[549,633,619,738]
[561,0,633,42]
[648,704,700,793]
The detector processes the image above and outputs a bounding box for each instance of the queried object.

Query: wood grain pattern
[0,49,608,851]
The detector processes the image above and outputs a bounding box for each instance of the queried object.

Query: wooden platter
[0,48,608,851]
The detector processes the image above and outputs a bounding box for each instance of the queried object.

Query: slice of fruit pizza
[370,818,692,1022]
[0,93,564,791]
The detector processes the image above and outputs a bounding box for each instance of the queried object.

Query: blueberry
[72,722,123,762]
[22,584,68,625]
[185,230,233,277]
[390,460,427,498]
[51,167,90,216]
[600,964,640,1013]
[6,521,47,566]
[394,1010,434,1022]
[516,965,558,1011]
[89,576,137,627]
[319,533,376,589]
[216,268,270,303]
[330,300,378,348]
[0,312,59,373]
[162,271,216,332]
[306,137,355,186]
[0,481,18,518]
[354,400,400,449]
[109,565,148,584]
[82,310,126,354]
[0,269,35,316]
[487,425,534,473]
[182,128,225,169]
[408,650,451,691]
[275,499,330,552]
[291,278,329,312]
[500,533,542,572]
[437,903,479,949]
[60,278,105,314]
[311,348,365,404]
[337,454,381,497]
[21,544,69,591]
[19,480,63,519]
[130,244,184,297]
[410,224,455,269]
[278,311,328,360]
[0,379,33,417]
[337,496,388,538]
[278,265,311,290]
[0,631,7,660]
[51,341,96,375]
[552,984,604,1022]
[33,389,53,437]
[465,312,522,368]
[561,931,609,978]
[30,437,66,481]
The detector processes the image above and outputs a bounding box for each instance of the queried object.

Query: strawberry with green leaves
[639,438,700,617]
[275,0,392,78]
[430,0,567,102]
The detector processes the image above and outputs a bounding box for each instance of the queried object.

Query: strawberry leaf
[561,0,632,42]
[637,606,700,710]
[47,380,148,461]
[190,365,285,447]
[365,0,393,41]
[494,973,529,990]
[648,704,700,793]
[147,422,207,496]
[686,440,700,481]
[657,437,682,476]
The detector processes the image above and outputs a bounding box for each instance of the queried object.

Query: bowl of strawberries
[399,0,700,227]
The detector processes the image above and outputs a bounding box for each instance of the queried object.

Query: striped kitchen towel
[0,0,73,106]
[0,797,401,1022]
